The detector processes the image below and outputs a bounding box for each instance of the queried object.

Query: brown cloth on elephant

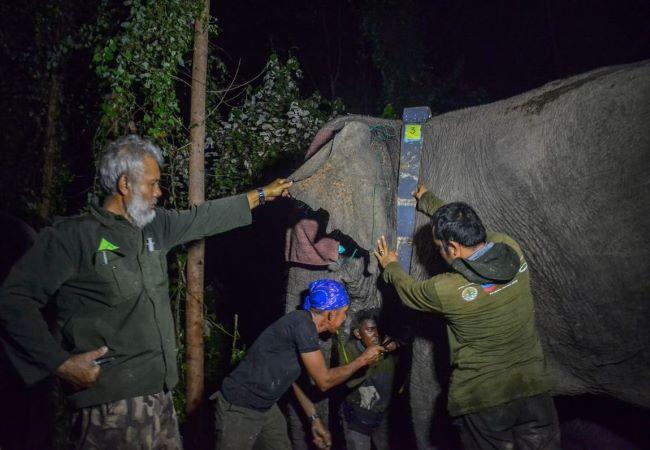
[286,118,400,272]
[285,216,339,266]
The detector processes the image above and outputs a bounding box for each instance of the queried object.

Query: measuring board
[396,106,431,272]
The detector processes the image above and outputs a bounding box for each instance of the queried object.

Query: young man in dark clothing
[338,310,399,450]
[213,279,384,450]
[374,185,560,450]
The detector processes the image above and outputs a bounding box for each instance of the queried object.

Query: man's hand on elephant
[247,178,293,209]
[55,346,108,390]
[374,235,398,269]
[412,184,428,201]
[311,419,332,449]
[263,178,293,200]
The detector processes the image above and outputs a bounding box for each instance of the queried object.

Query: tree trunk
[185,0,210,430]
[39,72,62,220]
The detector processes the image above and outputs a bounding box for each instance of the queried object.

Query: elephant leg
[409,336,441,450]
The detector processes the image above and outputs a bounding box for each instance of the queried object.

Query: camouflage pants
[71,391,182,450]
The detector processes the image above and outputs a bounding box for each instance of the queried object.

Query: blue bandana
[303,279,349,311]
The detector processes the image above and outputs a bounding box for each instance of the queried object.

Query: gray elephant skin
[283,60,650,449]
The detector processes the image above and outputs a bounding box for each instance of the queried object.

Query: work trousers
[457,393,561,450]
[71,391,182,450]
[214,391,291,450]
[341,414,389,450]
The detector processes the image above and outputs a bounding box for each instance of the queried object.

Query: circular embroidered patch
[461,286,478,302]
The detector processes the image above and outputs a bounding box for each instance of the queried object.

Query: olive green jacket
[0,194,251,408]
[383,191,551,416]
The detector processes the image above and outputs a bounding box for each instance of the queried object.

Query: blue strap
[396,107,431,273]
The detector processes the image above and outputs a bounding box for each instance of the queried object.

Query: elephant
[282,60,650,448]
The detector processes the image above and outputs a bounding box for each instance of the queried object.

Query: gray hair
[99,135,164,194]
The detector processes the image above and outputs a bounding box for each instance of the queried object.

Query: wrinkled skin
[284,60,650,448]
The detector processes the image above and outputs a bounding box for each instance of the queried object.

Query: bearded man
[0,135,292,449]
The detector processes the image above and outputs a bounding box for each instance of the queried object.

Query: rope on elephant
[369,124,397,142]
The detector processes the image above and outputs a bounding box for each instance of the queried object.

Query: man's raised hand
[412,184,428,201]
[373,235,398,269]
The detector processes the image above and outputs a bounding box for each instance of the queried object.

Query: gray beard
[126,191,156,229]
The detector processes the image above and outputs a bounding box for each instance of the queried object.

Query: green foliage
[93,0,201,138]
[92,0,209,209]
[206,54,344,198]
[380,103,397,119]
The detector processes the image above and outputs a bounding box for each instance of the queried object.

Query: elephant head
[284,117,402,313]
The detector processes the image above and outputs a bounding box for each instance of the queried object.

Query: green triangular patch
[98,238,119,252]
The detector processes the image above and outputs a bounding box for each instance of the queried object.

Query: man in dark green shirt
[0,135,292,449]
[374,185,560,450]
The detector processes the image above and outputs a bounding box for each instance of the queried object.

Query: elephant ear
[288,119,399,273]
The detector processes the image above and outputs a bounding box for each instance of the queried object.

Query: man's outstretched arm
[159,178,293,249]
[414,185,446,217]
[300,345,383,392]
[374,235,444,313]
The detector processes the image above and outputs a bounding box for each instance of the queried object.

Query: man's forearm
[246,189,261,210]
[292,383,317,417]
[0,297,70,383]
[314,358,365,391]
[417,191,447,217]
[383,262,444,313]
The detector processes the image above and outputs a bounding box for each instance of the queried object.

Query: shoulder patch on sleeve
[461,286,479,302]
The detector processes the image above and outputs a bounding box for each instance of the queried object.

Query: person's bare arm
[292,383,331,449]
[246,178,293,209]
[300,345,383,392]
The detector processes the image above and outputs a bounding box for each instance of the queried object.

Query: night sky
[213,0,650,113]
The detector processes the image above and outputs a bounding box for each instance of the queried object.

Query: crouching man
[375,185,560,450]
[212,279,384,450]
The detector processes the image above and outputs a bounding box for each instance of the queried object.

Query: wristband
[309,412,320,423]
[257,187,266,205]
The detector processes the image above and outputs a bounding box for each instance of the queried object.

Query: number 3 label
[404,124,421,142]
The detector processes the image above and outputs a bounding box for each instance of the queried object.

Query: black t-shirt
[220,310,320,411]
